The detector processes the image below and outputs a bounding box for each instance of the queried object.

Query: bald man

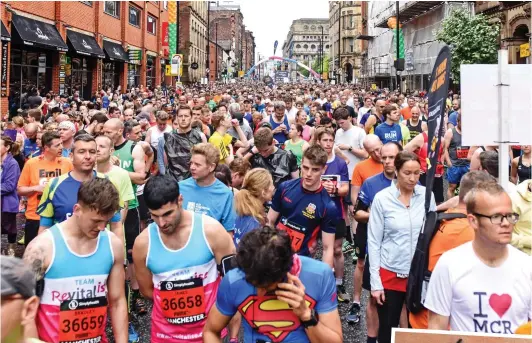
[102,118,153,317]
[364,100,386,134]
[23,123,40,158]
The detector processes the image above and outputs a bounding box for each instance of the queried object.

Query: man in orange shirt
[400,97,416,121]
[409,171,494,329]
[350,134,383,204]
[17,131,73,246]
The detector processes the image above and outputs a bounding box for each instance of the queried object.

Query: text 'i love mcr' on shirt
[423,242,532,334]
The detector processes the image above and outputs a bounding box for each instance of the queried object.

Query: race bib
[456,147,469,159]
[276,218,305,252]
[59,297,107,343]
[160,278,206,325]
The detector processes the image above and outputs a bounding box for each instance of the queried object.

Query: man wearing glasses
[425,179,532,334]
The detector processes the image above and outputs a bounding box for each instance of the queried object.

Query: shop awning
[11,14,67,51]
[67,30,105,58]
[103,40,128,62]
[1,21,10,41]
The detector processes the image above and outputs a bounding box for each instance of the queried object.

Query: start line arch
[245,56,321,80]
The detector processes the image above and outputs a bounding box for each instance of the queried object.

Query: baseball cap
[58,121,76,133]
[1,256,36,299]
[259,122,273,130]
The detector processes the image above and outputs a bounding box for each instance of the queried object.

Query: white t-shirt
[335,125,367,180]
[424,242,532,334]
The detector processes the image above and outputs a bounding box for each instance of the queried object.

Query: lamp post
[215,22,218,81]
[337,1,342,83]
[320,25,324,81]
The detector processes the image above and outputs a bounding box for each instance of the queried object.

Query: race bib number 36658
[160,278,206,325]
[59,297,107,343]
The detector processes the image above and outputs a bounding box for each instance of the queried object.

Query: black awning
[67,30,105,58]
[102,40,128,62]
[1,21,10,41]
[11,14,67,51]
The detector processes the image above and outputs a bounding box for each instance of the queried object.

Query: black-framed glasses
[472,212,519,225]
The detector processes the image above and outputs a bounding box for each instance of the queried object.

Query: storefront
[146,53,156,89]
[65,30,105,100]
[102,39,128,91]
[8,14,68,110]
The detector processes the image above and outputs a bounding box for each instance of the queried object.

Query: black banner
[425,46,451,213]
[1,42,7,97]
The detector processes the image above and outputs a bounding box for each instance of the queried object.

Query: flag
[425,46,451,213]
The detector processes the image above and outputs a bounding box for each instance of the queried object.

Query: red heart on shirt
[489,293,512,318]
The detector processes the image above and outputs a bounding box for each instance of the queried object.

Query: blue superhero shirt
[216,256,338,343]
[271,178,338,256]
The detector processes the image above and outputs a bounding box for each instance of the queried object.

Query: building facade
[281,18,329,79]
[328,1,364,84]
[475,1,531,64]
[243,30,256,71]
[0,1,213,112]
[209,3,245,77]
[360,1,473,90]
[178,1,209,83]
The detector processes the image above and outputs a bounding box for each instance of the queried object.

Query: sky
[235,0,330,60]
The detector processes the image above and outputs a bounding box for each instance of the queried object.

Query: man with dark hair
[17,131,73,246]
[267,145,339,269]
[24,178,128,343]
[204,226,343,342]
[132,174,235,343]
[243,127,298,187]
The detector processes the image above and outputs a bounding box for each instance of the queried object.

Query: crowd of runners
[1,81,531,343]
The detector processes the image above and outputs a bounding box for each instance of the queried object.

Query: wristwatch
[348,146,353,152]
[301,309,319,328]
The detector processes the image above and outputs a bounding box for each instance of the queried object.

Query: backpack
[406,211,467,314]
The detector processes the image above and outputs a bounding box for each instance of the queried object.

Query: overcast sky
[236,0,330,60]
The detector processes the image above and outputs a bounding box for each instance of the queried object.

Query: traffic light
[394,58,405,71]
[284,62,289,71]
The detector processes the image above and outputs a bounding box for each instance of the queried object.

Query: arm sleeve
[288,153,298,173]
[320,201,339,234]
[270,183,285,213]
[367,194,385,291]
[340,162,349,183]
[351,166,362,186]
[157,137,166,175]
[1,162,20,194]
[215,274,237,317]
[109,212,121,223]
[423,254,453,316]
[220,193,236,232]
[315,267,338,314]
[36,180,55,224]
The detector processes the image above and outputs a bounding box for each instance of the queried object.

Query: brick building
[208,3,244,77]
[243,30,256,71]
[0,1,210,112]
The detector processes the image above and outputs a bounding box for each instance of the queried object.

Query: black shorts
[137,193,151,221]
[354,222,367,259]
[24,219,41,247]
[335,219,347,240]
[125,207,140,262]
[419,174,444,204]
[344,182,353,205]
[362,258,371,291]
[1,212,17,235]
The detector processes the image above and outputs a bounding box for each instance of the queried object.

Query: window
[303,44,308,49]
[311,44,316,50]
[147,15,156,35]
[129,6,141,27]
[304,25,309,31]
[104,1,120,17]
[326,44,330,49]
[80,1,92,6]
[296,44,301,49]
[311,25,316,31]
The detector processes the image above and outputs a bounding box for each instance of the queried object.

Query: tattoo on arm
[23,245,46,281]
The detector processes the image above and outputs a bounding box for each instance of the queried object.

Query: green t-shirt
[113,140,139,209]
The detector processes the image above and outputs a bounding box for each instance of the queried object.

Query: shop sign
[171,54,183,76]
[191,62,199,70]
[129,49,142,65]
[520,43,530,58]
[1,42,7,96]
[162,22,169,47]
[38,55,46,73]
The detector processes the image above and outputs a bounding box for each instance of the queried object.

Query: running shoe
[337,284,350,303]
[6,244,15,257]
[17,234,25,245]
[134,297,147,316]
[342,241,354,254]
[128,323,139,343]
[346,302,361,324]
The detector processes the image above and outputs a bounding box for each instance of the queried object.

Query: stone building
[281,18,329,80]
[328,1,364,83]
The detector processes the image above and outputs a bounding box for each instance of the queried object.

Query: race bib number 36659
[59,297,107,343]
[160,278,206,325]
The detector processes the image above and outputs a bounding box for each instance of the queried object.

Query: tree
[312,55,330,74]
[297,66,310,78]
[436,7,500,82]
